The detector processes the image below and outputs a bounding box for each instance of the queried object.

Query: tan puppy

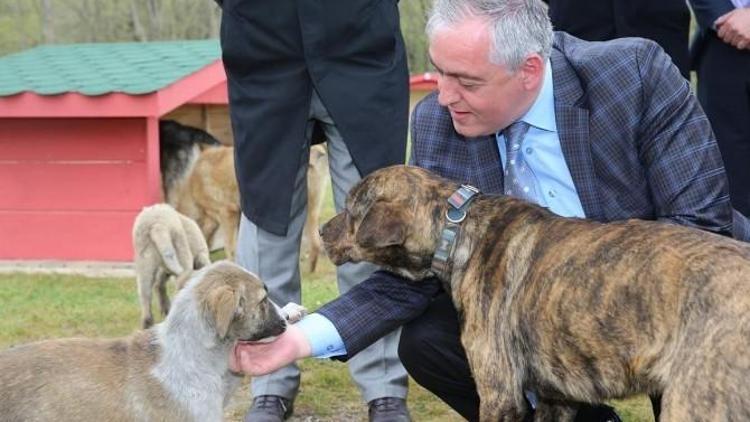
[0,261,287,422]
[133,203,211,328]
[301,144,330,272]
[321,165,750,421]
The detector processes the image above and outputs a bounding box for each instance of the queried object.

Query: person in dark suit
[217,1,411,421]
[689,0,750,217]
[541,0,692,79]
[228,0,750,420]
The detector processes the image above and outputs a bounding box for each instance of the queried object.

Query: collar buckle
[432,184,480,281]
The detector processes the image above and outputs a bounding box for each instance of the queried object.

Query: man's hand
[229,324,312,375]
[715,8,750,50]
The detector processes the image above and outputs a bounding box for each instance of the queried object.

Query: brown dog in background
[171,144,329,268]
[159,120,222,205]
[301,144,330,272]
[321,165,750,421]
[174,145,240,261]
[0,261,287,422]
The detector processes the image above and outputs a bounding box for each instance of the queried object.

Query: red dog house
[0,40,228,261]
[0,40,437,263]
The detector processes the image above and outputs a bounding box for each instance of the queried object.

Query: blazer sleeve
[635,40,734,236]
[688,0,735,30]
[316,270,442,360]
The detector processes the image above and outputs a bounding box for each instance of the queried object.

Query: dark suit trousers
[398,293,621,422]
[697,33,750,217]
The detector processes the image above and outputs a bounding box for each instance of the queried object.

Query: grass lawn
[0,181,653,421]
[0,256,654,422]
[0,257,465,421]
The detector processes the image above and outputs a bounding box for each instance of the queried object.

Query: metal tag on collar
[446,184,480,223]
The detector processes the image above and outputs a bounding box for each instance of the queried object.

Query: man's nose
[436,76,458,106]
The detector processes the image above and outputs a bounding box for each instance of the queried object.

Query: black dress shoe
[368,397,412,422]
[244,395,293,422]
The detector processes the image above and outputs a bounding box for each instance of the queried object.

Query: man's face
[429,17,539,137]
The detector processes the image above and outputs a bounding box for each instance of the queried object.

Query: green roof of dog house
[0,40,221,96]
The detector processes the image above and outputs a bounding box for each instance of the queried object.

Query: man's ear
[355,202,407,248]
[206,285,239,339]
[520,53,544,91]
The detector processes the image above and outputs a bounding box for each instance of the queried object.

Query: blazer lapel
[466,135,504,194]
[551,46,604,221]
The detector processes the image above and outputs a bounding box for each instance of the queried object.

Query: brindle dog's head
[321,165,457,280]
[193,261,287,342]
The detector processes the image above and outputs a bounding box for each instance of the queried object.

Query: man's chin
[451,122,491,138]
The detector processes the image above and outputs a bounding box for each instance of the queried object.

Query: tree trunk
[130,0,147,41]
[40,0,55,43]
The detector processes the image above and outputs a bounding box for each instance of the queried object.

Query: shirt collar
[513,59,557,133]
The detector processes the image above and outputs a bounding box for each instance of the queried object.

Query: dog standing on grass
[301,144,330,272]
[172,144,330,266]
[173,145,241,262]
[133,203,211,328]
[0,261,288,422]
[321,165,750,421]
[159,120,221,205]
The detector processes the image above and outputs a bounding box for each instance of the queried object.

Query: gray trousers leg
[238,90,408,403]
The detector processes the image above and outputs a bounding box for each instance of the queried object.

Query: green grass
[0,258,654,422]
[0,183,653,421]
[0,257,464,421]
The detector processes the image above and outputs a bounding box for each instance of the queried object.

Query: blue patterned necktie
[503,121,547,207]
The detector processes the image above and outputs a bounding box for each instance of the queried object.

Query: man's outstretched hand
[229,324,312,375]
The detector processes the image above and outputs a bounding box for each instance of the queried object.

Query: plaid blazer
[318,32,748,357]
[412,32,735,235]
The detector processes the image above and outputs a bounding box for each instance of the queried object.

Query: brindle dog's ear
[207,285,238,339]
[356,203,406,248]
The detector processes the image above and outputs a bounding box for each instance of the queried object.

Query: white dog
[0,261,291,422]
[133,203,211,328]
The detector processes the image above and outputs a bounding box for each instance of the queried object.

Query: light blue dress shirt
[496,60,585,219]
[297,312,348,357]
[302,61,586,358]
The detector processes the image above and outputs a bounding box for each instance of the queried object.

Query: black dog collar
[431,184,480,280]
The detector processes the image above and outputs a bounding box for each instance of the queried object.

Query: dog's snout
[320,212,345,243]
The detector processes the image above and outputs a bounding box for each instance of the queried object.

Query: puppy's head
[194,261,286,342]
[321,165,455,280]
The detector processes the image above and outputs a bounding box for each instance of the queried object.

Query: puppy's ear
[356,203,406,248]
[207,285,238,339]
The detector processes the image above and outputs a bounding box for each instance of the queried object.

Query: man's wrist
[295,313,348,358]
[285,323,312,358]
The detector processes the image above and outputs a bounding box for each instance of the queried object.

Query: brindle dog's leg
[474,373,527,421]
[533,400,577,422]
[477,390,526,422]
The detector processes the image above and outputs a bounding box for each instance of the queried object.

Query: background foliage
[0,0,432,73]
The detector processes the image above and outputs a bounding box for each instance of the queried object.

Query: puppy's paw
[281,302,308,323]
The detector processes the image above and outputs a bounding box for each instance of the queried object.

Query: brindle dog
[320,165,750,422]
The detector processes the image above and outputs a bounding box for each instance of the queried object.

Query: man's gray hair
[426,0,553,71]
